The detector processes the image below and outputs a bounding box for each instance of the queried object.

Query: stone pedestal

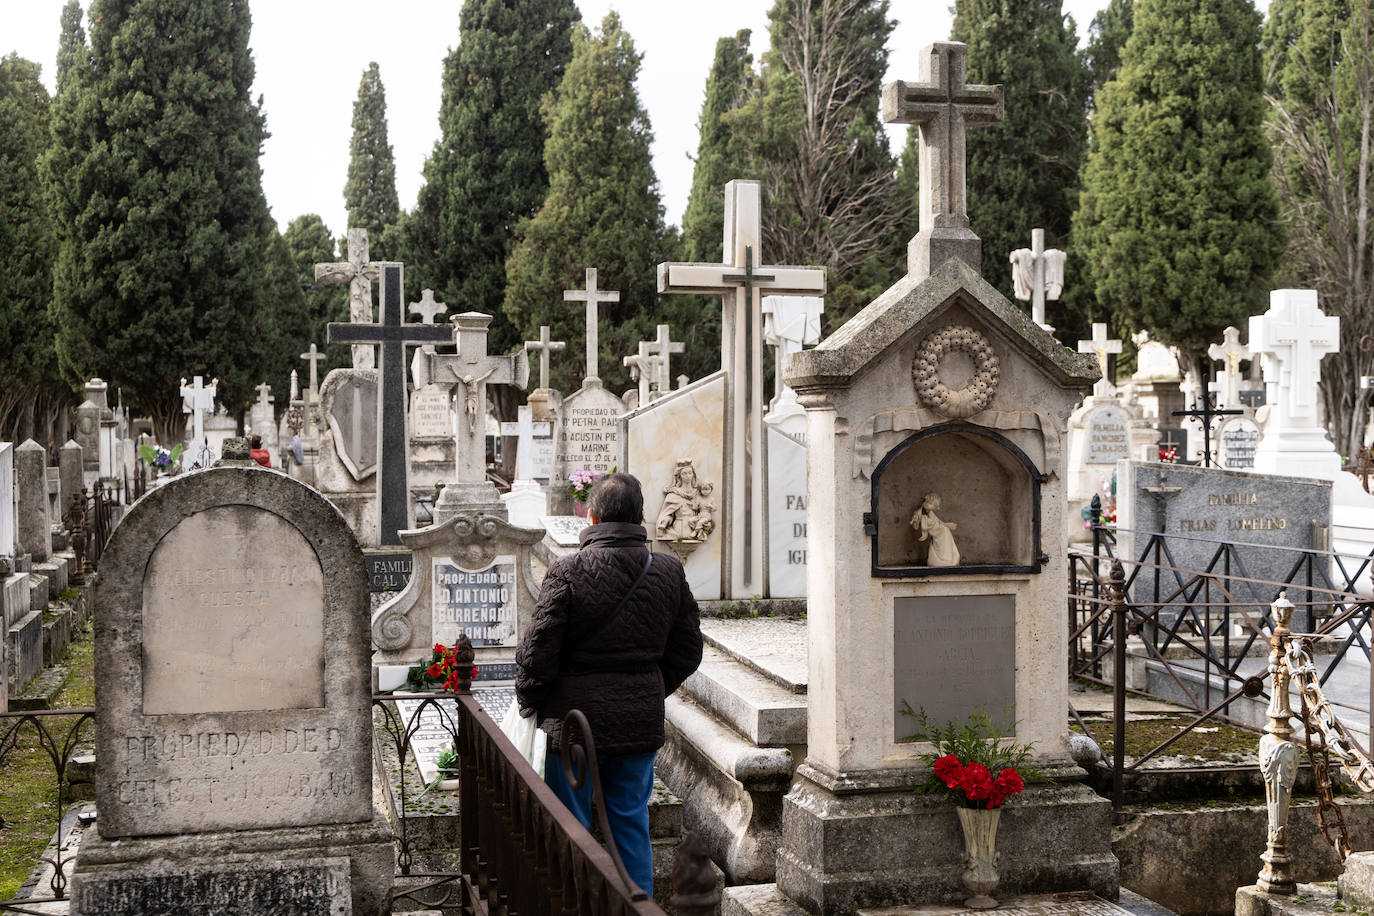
[501,480,547,529]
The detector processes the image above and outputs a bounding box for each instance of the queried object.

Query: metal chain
[1299,676,1352,860]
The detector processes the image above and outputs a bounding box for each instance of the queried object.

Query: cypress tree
[409,0,579,353]
[1073,0,1279,372]
[344,62,400,246]
[44,0,276,437]
[55,0,86,92]
[503,12,674,396]
[0,54,60,442]
[951,0,1089,312]
[283,214,352,373]
[1083,0,1135,99]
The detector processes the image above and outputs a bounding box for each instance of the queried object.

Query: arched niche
[866,422,1045,576]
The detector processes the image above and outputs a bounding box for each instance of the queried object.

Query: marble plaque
[893,594,1016,742]
[410,384,452,439]
[541,515,589,547]
[532,435,554,480]
[1220,417,1260,469]
[142,505,325,715]
[556,384,623,477]
[767,426,807,598]
[365,551,412,593]
[1085,406,1130,464]
[324,371,378,480]
[432,555,518,647]
[72,856,352,916]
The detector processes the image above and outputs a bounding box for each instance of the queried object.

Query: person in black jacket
[515,472,702,897]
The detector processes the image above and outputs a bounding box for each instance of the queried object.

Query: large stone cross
[645,324,684,394]
[1208,326,1251,409]
[524,325,567,392]
[430,313,529,505]
[409,288,448,325]
[328,263,453,545]
[180,375,217,446]
[1077,323,1122,399]
[658,179,826,597]
[1249,289,1340,424]
[315,228,381,369]
[883,42,1004,279]
[564,268,620,385]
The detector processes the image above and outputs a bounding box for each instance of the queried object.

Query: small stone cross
[409,288,448,325]
[300,343,325,397]
[315,228,381,369]
[254,382,273,408]
[1009,228,1066,330]
[883,42,1004,278]
[180,375,217,446]
[1077,323,1122,399]
[524,325,567,392]
[564,268,620,384]
[645,324,684,394]
[623,345,662,406]
[1207,326,1251,409]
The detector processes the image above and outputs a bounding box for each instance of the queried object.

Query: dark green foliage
[344,62,400,247]
[1073,0,1280,372]
[258,228,313,404]
[409,0,580,356]
[0,55,63,442]
[896,126,920,244]
[740,0,906,333]
[44,0,278,437]
[503,13,676,396]
[55,0,85,92]
[1083,0,1134,98]
[282,214,350,373]
[952,0,1089,311]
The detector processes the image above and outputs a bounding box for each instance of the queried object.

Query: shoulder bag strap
[575,552,655,647]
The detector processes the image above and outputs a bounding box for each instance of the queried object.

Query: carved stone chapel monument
[760,42,1114,914]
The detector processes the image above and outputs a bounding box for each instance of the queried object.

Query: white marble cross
[315,228,381,370]
[658,179,826,597]
[883,42,1004,278]
[300,343,325,398]
[1009,228,1066,330]
[645,324,684,394]
[1207,325,1251,409]
[623,344,662,406]
[409,288,448,325]
[1077,323,1122,398]
[180,375,217,445]
[524,325,566,392]
[1250,289,1340,423]
[564,268,620,385]
[254,382,273,408]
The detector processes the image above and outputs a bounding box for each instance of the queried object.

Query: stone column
[16,440,51,563]
[58,441,83,524]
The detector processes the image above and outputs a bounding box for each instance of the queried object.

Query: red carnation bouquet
[902,703,1035,810]
[405,642,479,692]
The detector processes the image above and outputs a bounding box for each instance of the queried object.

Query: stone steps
[683,645,806,747]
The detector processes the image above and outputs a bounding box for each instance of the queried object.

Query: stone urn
[956,807,1001,909]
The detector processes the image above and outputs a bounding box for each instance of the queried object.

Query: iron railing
[62,484,117,577]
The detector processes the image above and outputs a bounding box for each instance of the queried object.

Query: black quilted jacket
[515,521,703,756]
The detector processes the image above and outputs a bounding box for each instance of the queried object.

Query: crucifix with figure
[564,269,620,385]
[1208,326,1251,409]
[428,313,529,514]
[180,375,218,468]
[315,228,381,370]
[658,179,826,597]
[328,263,453,545]
[883,41,1004,279]
[1077,324,1122,399]
[645,324,684,395]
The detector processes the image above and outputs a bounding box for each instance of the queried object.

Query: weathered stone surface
[6,608,42,697]
[33,558,66,601]
[73,855,352,916]
[92,466,373,837]
[2,571,29,628]
[684,644,807,746]
[1235,883,1333,916]
[701,617,808,693]
[550,381,623,515]
[1340,850,1374,907]
[16,440,51,563]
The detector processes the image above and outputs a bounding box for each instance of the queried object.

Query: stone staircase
[658,615,808,884]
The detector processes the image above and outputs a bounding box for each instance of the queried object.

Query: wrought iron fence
[62,484,117,577]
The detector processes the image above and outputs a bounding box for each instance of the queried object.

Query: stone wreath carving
[912,325,1000,419]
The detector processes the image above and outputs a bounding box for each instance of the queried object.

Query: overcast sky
[8,0,1270,241]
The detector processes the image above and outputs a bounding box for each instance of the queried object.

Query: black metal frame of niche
[865,422,1047,577]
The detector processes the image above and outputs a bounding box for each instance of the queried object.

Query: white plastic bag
[500,698,547,779]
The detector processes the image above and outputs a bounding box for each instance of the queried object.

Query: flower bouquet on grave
[138,442,184,476]
[403,642,478,693]
[1158,445,1178,463]
[901,703,1035,910]
[567,467,606,517]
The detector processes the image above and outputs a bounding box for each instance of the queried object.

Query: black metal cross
[328,263,453,545]
[1172,393,1243,469]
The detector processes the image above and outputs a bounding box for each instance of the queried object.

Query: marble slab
[767,427,807,598]
[540,515,589,548]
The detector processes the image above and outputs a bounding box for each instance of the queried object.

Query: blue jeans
[545,750,656,897]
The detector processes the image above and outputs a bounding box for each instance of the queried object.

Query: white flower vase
[956,807,1001,909]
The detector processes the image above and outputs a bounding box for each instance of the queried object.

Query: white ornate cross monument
[1208,325,1252,409]
[409,288,448,325]
[882,41,1004,280]
[180,375,217,468]
[1077,323,1122,399]
[1010,228,1066,331]
[658,180,827,597]
[315,228,381,370]
[1250,289,1342,479]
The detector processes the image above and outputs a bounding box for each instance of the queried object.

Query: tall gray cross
[623,343,662,406]
[300,343,325,397]
[524,325,566,392]
[430,313,529,496]
[254,382,273,408]
[328,263,453,545]
[409,288,448,325]
[645,324,684,394]
[658,179,826,597]
[180,375,217,446]
[1009,228,1066,330]
[315,228,381,369]
[564,268,619,384]
[883,42,1004,279]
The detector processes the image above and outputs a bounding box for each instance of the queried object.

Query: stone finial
[217,437,252,463]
